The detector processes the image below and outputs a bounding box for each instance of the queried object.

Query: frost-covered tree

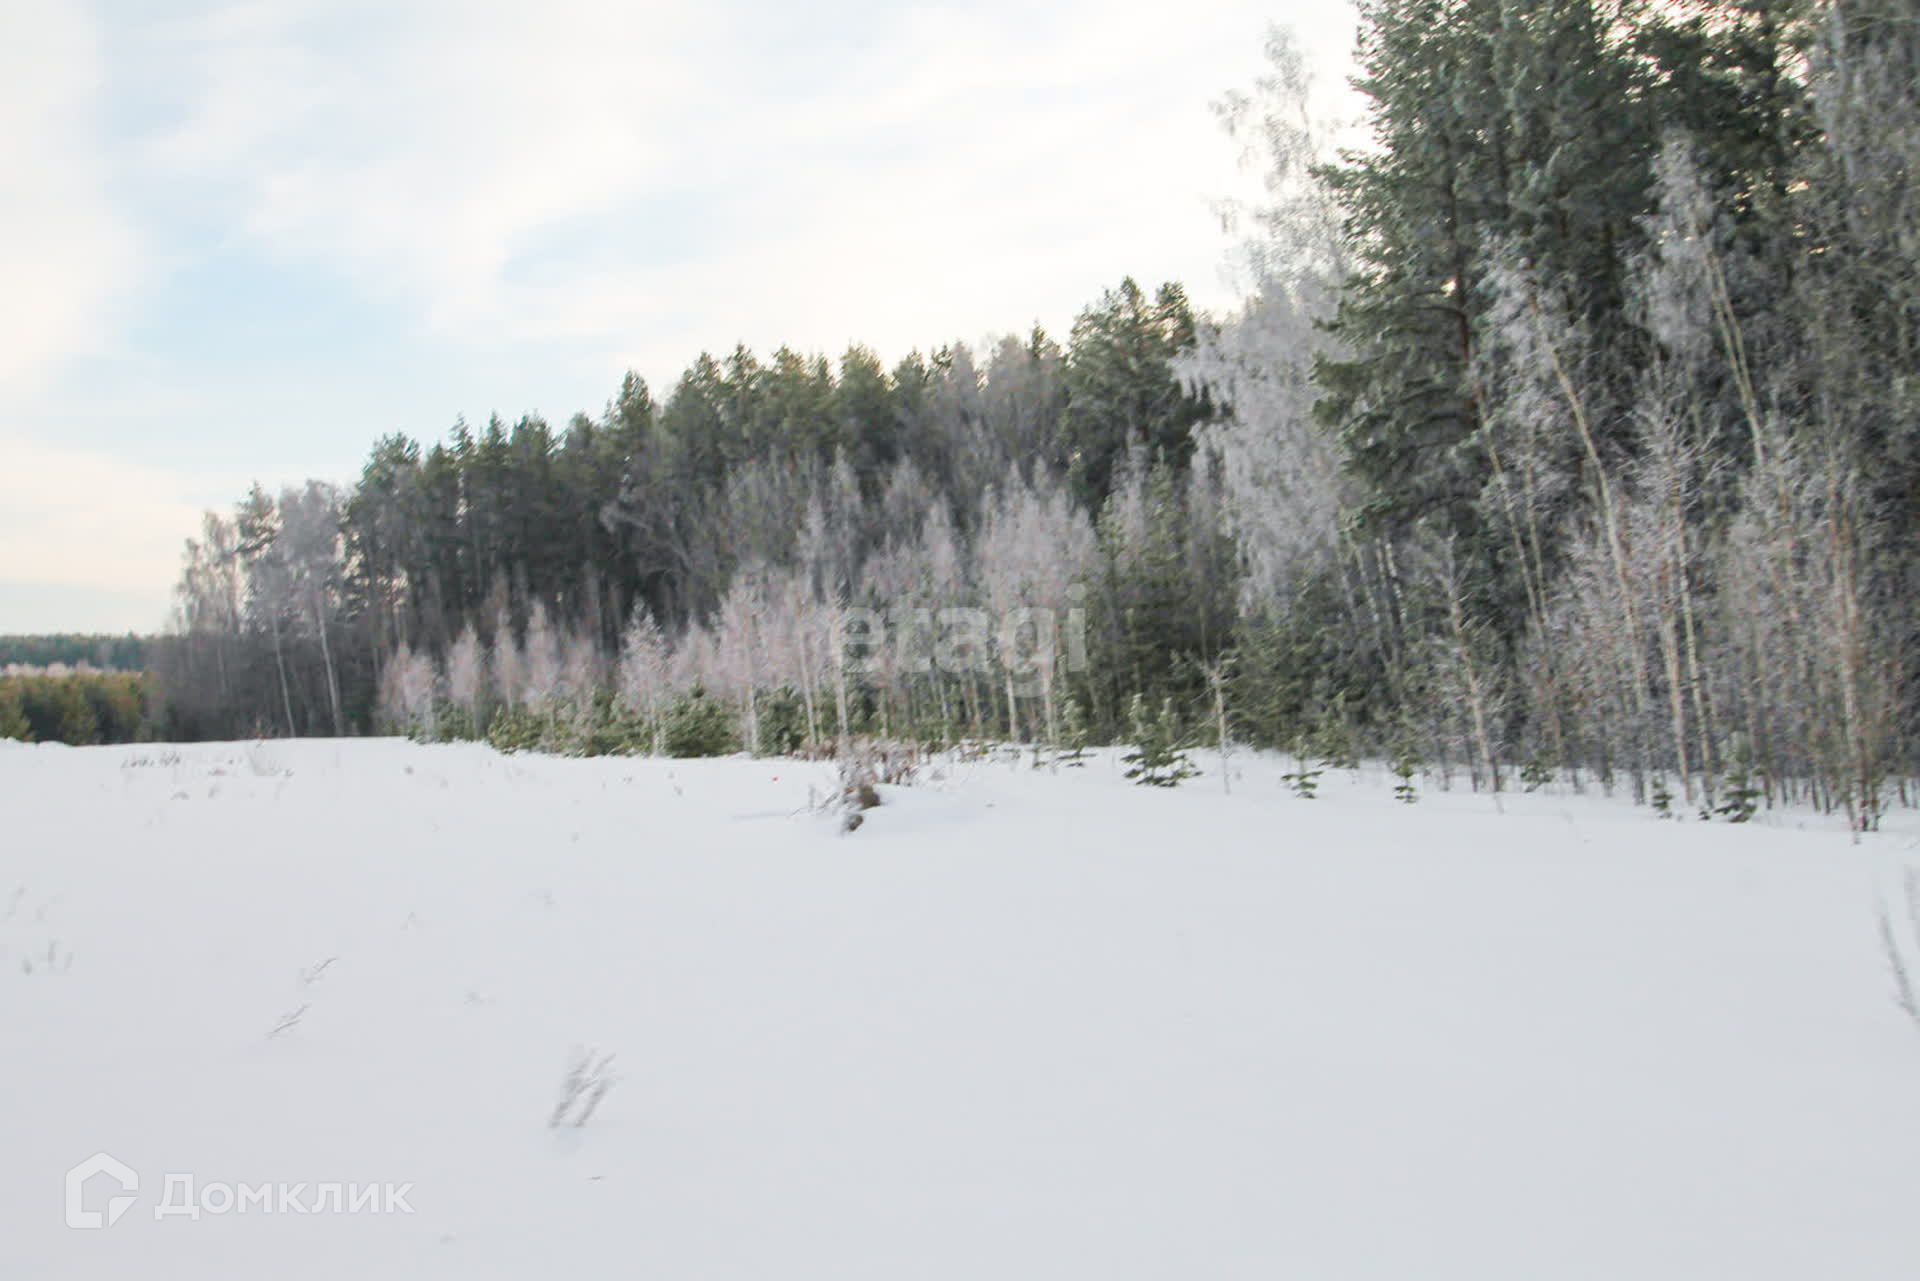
[142,0,1920,804]
[278,480,348,737]
[713,562,770,754]
[977,466,1097,744]
[557,622,605,718]
[667,620,720,698]
[778,565,832,748]
[521,601,562,710]
[492,601,526,710]
[1185,288,1345,609]
[1209,23,1351,306]
[446,622,486,738]
[378,641,438,738]
[235,486,300,737]
[616,604,669,754]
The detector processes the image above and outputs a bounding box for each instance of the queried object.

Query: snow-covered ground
[3,737,1918,1279]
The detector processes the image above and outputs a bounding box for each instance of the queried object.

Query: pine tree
[1319,0,1655,553]
[1061,279,1212,510]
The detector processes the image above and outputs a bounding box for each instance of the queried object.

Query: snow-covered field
[4,737,1919,1279]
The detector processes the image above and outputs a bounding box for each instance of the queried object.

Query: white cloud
[5,0,1360,630]
[0,2,159,631]
[145,0,723,327]
[143,0,1358,381]
[0,433,355,631]
[0,440,204,600]
[0,2,141,393]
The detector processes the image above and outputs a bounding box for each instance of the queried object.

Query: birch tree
[616,604,669,754]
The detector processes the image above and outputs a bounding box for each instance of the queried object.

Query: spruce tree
[1061,279,1212,510]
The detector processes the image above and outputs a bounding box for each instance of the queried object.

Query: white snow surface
[3,737,1919,1279]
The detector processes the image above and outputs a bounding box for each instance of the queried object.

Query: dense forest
[133,0,1919,828]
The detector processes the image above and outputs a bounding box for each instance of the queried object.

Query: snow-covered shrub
[840,737,922,786]
[836,775,881,833]
[246,741,288,778]
[823,740,923,832]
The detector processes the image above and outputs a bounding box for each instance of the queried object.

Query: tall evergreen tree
[1060,280,1212,509]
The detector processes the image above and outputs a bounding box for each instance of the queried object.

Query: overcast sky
[0,0,1357,634]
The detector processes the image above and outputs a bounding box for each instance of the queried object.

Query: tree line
[152,0,1920,827]
[0,635,149,672]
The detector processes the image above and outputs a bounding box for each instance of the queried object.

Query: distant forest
[79,1,1920,828]
[0,634,149,672]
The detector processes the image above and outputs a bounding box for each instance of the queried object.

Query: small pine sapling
[1057,697,1092,767]
[1709,733,1761,823]
[1520,758,1553,792]
[1122,693,1199,788]
[1183,650,1237,794]
[1282,735,1323,799]
[1650,777,1674,818]
[1282,764,1323,799]
[1715,765,1762,823]
[921,713,955,757]
[1313,694,1360,772]
[1390,740,1421,804]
